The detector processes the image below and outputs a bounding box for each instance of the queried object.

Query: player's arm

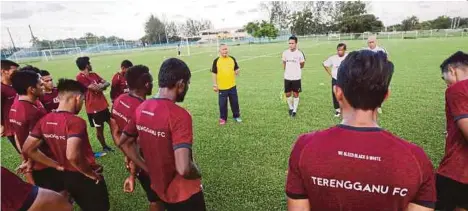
[447,89,468,142]
[66,137,101,180]
[300,51,305,69]
[28,187,73,211]
[109,117,121,146]
[118,133,148,173]
[287,198,310,211]
[322,58,332,76]
[457,118,468,142]
[233,56,240,76]
[172,111,201,179]
[211,58,219,92]
[174,148,201,179]
[405,203,434,211]
[23,135,63,171]
[98,81,111,91]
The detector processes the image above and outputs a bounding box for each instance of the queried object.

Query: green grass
[2,37,468,210]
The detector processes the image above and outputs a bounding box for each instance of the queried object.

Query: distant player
[437,51,468,211]
[322,43,348,117]
[1,167,72,211]
[75,56,114,155]
[366,35,388,114]
[110,65,164,211]
[110,60,133,102]
[23,79,110,211]
[286,50,436,210]
[1,59,20,153]
[211,44,242,125]
[39,70,59,112]
[119,58,206,210]
[177,44,181,56]
[282,36,305,117]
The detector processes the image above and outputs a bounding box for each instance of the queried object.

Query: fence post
[401,32,404,39]
[430,30,433,37]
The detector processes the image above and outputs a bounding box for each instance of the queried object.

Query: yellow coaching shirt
[211,56,239,90]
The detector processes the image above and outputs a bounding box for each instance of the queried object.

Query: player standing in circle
[366,36,388,114]
[282,36,305,117]
[286,50,436,211]
[110,65,164,211]
[1,59,20,153]
[177,44,181,56]
[211,44,242,125]
[75,56,114,156]
[437,51,468,211]
[322,43,348,117]
[23,79,110,211]
[119,58,206,211]
[110,60,133,103]
[39,70,59,112]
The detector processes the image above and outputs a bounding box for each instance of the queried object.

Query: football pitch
[2,37,467,210]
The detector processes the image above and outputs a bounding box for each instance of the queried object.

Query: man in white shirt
[282,36,305,117]
[323,43,348,117]
[367,35,388,114]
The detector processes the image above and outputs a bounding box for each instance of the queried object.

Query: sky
[1,0,468,47]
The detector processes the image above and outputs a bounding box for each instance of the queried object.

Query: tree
[183,19,212,37]
[401,16,419,31]
[431,16,451,29]
[260,1,291,29]
[244,22,260,35]
[143,14,167,44]
[338,14,383,33]
[289,9,315,35]
[245,20,279,40]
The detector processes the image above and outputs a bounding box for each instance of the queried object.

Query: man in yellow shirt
[211,44,242,125]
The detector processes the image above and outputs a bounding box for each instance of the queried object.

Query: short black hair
[11,70,41,95]
[57,78,86,95]
[40,70,50,77]
[337,50,394,110]
[76,56,90,71]
[126,65,152,90]
[19,65,41,74]
[337,43,347,50]
[1,60,19,70]
[121,60,133,69]
[289,36,298,43]
[440,51,468,73]
[158,58,191,88]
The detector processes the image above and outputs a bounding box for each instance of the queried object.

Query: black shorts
[64,171,110,211]
[87,109,111,128]
[436,174,468,210]
[32,168,64,192]
[165,191,206,211]
[284,79,301,93]
[137,172,160,203]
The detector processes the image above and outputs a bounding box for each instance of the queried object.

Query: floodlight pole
[6,27,17,51]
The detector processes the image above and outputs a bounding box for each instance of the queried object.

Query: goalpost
[41,47,82,61]
[177,37,191,56]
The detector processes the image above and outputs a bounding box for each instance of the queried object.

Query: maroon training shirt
[1,167,38,211]
[39,88,59,112]
[30,111,97,172]
[76,72,109,114]
[112,93,143,133]
[438,79,468,184]
[286,125,436,210]
[123,99,201,203]
[1,83,17,137]
[110,72,129,102]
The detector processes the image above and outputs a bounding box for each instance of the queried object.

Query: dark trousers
[219,86,240,120]
[332,78,339,110]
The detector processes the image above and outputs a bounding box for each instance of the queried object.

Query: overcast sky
[1,1,468,47]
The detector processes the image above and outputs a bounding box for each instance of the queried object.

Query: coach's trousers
[218,86,240,120]
[332,78,339,110]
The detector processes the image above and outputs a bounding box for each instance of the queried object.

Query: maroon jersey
[1,167,38,211]
[286,125,436,210]
[438,79,468,184]
[76,72,109,114]
[112,93,143,133]
[1,83,17,137]
[123,99,201,203]
[110,72,129,102]
[39,88,59,112]
[30,111,97,172]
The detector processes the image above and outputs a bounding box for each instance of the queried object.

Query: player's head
[337,43,347,57]
[1,59,19,81]
[158,58,191,102]
[76,56,92,72]
[11,70,44,97]
[40,70,54,91]
[440,51,468,86]
[335,50,394,111]
[57,79,86,114]
[367,36,377,49]
[288,36,298,50]
[19,65,41,74]
[219,44,228,57]
[126,65,153,96]
[120,60,133,73]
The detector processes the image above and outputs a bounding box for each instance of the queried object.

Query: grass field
[2,37,468,210]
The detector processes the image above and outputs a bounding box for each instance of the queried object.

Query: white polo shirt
[323,53,348,79]
[366,46,388,54]
[282,49,305,80]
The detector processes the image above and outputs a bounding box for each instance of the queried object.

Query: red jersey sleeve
[286,135,310,199]
[66,117,87,139]
[95,73,105,83]
[29,118,43,139]
[170,108,193,150]
[410,145,436,208]
[110,74,120,101]
[76,74,91,88]
[1,167,38,211]
[123,113,138,137]
[446,85,468,121]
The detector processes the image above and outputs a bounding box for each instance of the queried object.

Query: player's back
[32,111,96,172]
[9,100,47,147]
[288,124,435,211]
[112,93,143,131]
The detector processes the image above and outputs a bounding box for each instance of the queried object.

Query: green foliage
[245,21,279,40]
[401,16,420,31]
